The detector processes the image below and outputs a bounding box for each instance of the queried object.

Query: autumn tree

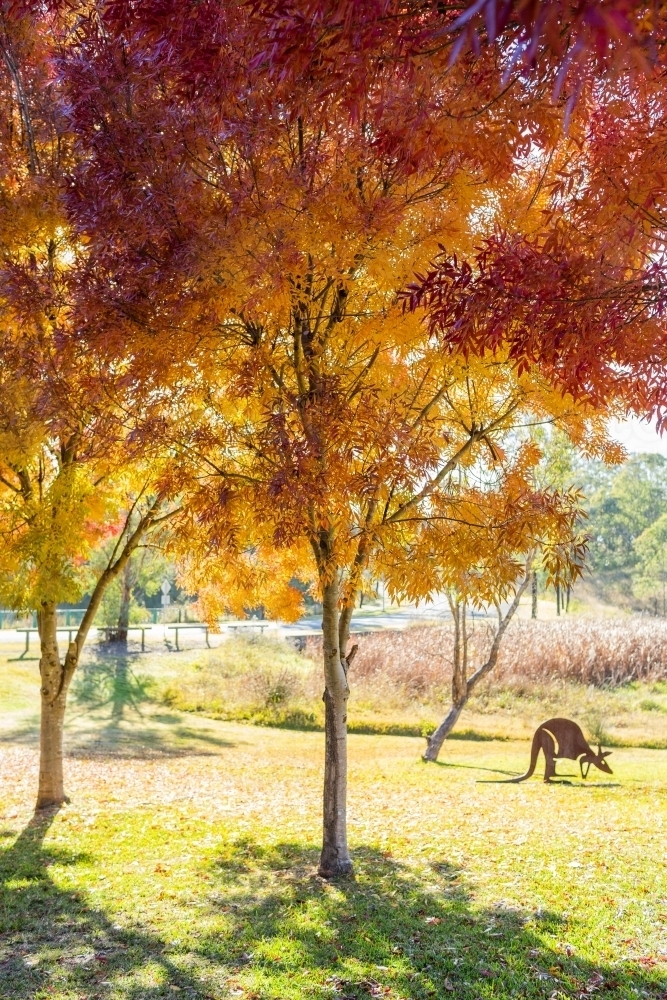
[0,5,177,810]
[415,509,584,763]
[238,1,667,423]
[52,0,643,875]
[172,288,609,874]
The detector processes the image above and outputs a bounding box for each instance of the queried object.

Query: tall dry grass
[306,616,667,692]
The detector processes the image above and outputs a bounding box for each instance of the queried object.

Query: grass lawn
[1,647,667,999]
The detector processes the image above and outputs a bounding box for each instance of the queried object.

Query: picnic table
[166,622,211,651]
[17,627,78,656]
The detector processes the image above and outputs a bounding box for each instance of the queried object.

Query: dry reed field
[310,617,667,688]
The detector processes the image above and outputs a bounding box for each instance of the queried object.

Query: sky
[608,416,667,457]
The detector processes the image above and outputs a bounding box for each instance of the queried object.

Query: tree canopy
[2,0,667,862]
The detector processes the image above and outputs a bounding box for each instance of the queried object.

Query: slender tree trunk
[116,558,133,644]
[531,571,538,619]
[424,599,468,762]
[422,700,468,762]
[33,498,173,811]
[424,569,532,763]
[319,575,352,878]
[36,602,77,809]
[556,584,561,615]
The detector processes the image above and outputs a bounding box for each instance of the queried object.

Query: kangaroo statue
[510,718,613,783]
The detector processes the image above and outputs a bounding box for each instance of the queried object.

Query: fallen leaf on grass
[580,972,604,994]
[443,978,454,991]
[327,976,390,997]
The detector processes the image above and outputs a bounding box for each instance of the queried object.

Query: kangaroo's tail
[507,729,542,783]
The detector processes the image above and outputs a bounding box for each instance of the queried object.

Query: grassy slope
[1,651,666,1000]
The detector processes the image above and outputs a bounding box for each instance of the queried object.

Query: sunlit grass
[1,668,666,1000]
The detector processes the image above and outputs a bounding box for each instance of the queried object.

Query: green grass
[133,636,667,749]
[2,645,667,1000]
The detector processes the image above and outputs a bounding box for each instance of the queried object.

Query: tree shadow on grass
[71,648,153,721]
[0,810,228,999]
[68,651,237,759]
[2,823,666,1000]
[431,760,520,776]
[201,838,667,1000]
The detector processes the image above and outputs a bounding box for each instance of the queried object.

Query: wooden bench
[17,625,152,654]
[166,623,211,651]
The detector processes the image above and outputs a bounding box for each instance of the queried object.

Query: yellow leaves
[178,528,314,626]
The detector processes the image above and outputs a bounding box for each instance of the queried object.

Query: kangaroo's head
[593,743,614,774]
[593,744,613,774]
[580,744,613,778]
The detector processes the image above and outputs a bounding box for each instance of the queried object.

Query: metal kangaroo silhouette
[510,718,613,783]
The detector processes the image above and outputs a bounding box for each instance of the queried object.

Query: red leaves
[403,232,667,422]
[446,0,656,76]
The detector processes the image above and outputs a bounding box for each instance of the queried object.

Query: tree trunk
[423,697,467,762]
[115,558,133,644]
[424,568,532,763]
[424,599,468,762]
[36,601,76,809]
[318,575,352,878]
[38,688,68,809]
[531,571,538,619]
[33,499,171,812]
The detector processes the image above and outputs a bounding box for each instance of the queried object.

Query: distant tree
[419,495,586,762]
[586,455,667,589]
[632,514,667,615]
[88,540,173,640]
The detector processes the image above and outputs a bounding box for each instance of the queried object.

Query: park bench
[166,622,211,651]
[17,625,152,655]
[165,621,269,651]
